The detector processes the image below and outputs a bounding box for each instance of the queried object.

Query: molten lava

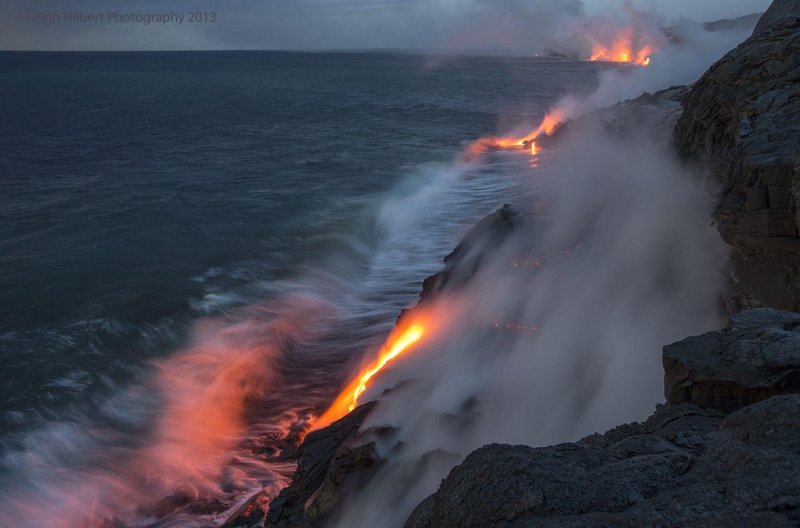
[462,107,566,161]
[587,28,655,66]
[350,324,423,412]
[315,318,427,428]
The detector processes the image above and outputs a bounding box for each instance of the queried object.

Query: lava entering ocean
[462,107,566,161]
[587,27,655,66]
[315,312,434,428]
[462,20,663,162]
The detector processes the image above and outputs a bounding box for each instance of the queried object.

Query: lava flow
[314,317,428,428]
[586,26,660,66]
[462,107,565,161]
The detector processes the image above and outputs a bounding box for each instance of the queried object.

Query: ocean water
[0,51,600,526]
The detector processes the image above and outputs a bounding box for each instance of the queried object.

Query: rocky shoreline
[226,3,800,526]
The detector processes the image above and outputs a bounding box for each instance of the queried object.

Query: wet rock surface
[673,10,800,312]
[264,402,379,528]
[224,403,377,528]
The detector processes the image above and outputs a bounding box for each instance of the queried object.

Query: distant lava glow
[588,28,655,66]
[589,33,654,66]
[314,318,428,428]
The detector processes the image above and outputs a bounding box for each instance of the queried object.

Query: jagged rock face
[405,396,800,528]
[663,308,800,413]
[754,0,800,34]
[223,403,378,528]
[672,12,800,312]
[415,203,528,306]
[266,402,379,528]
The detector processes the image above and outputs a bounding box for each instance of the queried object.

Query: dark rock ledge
[407,311,800,528]
[664,308,800,413]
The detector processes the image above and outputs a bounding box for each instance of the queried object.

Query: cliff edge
[673,5,800,312]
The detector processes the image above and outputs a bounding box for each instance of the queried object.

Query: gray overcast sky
[0,0,773,51]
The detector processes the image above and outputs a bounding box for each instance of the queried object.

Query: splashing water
[0,150,531,526]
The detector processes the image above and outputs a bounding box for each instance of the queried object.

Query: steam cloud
[0,2,761,527]
[327,16,755,528]
[334,118,727,528]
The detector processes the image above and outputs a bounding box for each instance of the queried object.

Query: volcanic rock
[673,10,800,312]
[539,85,689,151]
[703,13,763,33]
[406,308,800,527]
[404,403,723,528]
[414,203,530,306]
[754,0,800,34]
[224,402,378,528]
[406,399,800,528]
[663,308,800,413]
[264,402,380,528]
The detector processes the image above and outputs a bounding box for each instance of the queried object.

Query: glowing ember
[315,320,427,428]
[587,28,655,66]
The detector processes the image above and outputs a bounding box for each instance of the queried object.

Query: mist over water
[0,14,754,525]
[333,107,727,528]
[0,150,530,527]
[0,52,599,526]
[329,23,755,527]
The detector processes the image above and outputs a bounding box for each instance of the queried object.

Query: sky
[0,0,774,51]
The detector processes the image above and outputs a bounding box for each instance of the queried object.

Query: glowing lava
[462,107,566,161]
[587,28,655,66]
[315,320,426,428]
[350,324,423,412]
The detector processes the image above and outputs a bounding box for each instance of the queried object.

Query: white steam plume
[325,13,754,519]
[536,16,756,130]
[333,111,727,528]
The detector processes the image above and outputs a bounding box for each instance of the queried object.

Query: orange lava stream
[462,27,659,161]
[349,324,424,412]
[463,107,566,161]
[314,321,426,429]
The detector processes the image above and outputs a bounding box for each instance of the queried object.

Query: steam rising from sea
[0,157,529,525]
[0,12,755,528]
[334,126,726,527]
[330,22,751,528]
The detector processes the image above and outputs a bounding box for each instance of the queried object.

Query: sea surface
[0,51,601,526]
